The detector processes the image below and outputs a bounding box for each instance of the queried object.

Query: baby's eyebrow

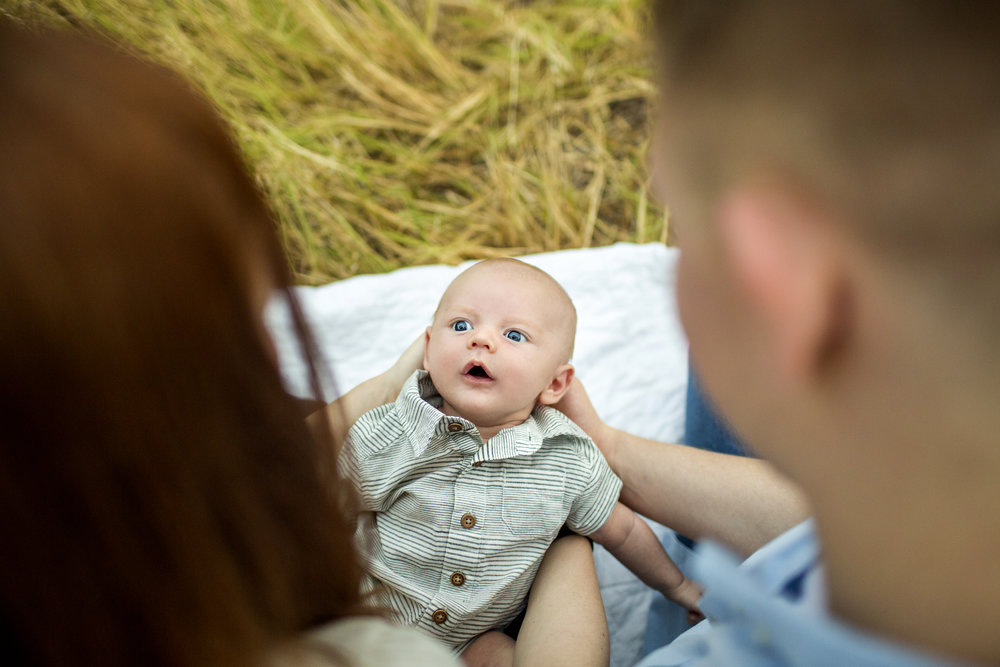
[441,305,478,319]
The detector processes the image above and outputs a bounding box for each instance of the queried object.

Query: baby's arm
[589,502,703,617]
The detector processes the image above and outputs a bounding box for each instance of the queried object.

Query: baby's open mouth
[465,363,492,379]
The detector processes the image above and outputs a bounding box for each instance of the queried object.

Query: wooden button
[472,461,482,467]
[460,513,476,529]
[447,422,462,432]
[450,572,466,587]
[432,609,448,624]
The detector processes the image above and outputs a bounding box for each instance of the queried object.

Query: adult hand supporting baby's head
[552,377,616,463]
[386,332,426,395]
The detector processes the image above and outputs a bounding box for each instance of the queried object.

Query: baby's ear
[538,364,574,406]
[422,326,432,370]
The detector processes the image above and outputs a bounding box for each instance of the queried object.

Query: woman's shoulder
[278,616,461,667]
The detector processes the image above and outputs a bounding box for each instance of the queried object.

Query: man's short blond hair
[653,2,1000,253]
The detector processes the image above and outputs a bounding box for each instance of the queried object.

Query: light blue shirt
[639,521,968,666]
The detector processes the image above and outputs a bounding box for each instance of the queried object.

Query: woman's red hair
[0,23,362,665]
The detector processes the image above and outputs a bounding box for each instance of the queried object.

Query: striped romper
[341,370,622,652]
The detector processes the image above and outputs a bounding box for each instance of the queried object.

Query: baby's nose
[468,330,494,350]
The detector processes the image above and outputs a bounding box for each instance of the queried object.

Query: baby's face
[424,263,574,431]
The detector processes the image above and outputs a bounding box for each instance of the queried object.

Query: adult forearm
[306,334,423,455]
[606,428,810,557]
[305,372,396,452]
[516,535,610,667]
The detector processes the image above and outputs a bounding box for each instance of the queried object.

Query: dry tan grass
[5,0,667,284]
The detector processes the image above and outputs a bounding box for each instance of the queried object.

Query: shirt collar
[682,521,965,667]
[397,370,589,460]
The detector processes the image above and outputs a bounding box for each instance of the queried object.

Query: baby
[341,258,701,658]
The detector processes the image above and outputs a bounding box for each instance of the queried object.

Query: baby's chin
[440,400,536,432]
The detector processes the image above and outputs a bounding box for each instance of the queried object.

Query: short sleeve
[564,438,623,535]
[338,404,405,513]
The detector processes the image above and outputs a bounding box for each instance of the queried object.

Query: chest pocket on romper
[501,463,566,538]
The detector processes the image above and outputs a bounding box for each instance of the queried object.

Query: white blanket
[267,242,691,666]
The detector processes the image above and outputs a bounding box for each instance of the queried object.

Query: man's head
[424,258,577,433]
[649,2,1000,477]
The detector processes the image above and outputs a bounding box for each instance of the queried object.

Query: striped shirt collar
[399,370,589,461]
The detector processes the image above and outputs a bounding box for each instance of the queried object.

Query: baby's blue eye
[452,320,470,332]
[505,330,525,343]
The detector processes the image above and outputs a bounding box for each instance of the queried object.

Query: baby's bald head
[435,258,577,361]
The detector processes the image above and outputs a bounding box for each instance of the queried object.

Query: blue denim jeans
[683,367,752,457]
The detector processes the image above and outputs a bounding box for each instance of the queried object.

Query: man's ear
[538,364,575,406]
[718,183,852,383]
[422,326,432,370]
